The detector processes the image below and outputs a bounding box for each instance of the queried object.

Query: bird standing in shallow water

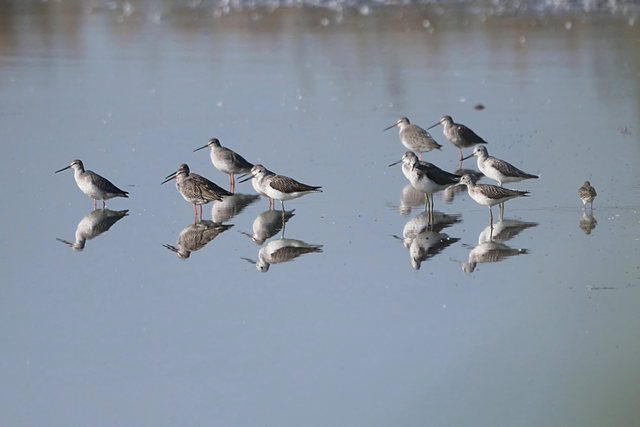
[193,138,253,192]
[384,117,442,160]
[463,145,538,186]
[428,115,488,164]
[241,164,322,210]
[389,151,459,221]
[578,181,597,210]
[462,145,538,218]
[457,174,529,225]
[55,159,129,208]
[162,163,232,219]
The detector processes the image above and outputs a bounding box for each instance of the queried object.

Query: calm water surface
[1,1,639,426]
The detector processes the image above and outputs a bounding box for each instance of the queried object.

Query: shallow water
[1,1,640,426]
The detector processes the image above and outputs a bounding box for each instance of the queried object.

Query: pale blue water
[1,1,639,426]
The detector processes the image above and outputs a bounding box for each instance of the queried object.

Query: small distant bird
[458,174,529,224]
[193,138,253,192]
[463,145,538,186]
[428,115,488,162]
[384,117,442,160]
[241,164,322,210]
[578,181,597,210]
[55,159,129,208]
[162,163,232,218]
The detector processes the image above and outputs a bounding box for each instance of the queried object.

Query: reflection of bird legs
[281,210,287,238]
[423,193,435,226]
[268,198,275,210]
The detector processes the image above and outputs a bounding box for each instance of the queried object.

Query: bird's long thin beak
[383,123,399,132]
[388,159,402,167]
[56,238,73,246]
[193,144,209,152]
[161,172,177,185]
[426,122,440,130]
[461,154,474,161]
[238,174,253,183]
[54,165,71,174]
[162,244,178,253]
[240,257,256,264]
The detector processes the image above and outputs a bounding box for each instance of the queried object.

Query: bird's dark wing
[269,175,322,193]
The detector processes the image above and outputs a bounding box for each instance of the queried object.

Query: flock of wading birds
[54,115,598,227]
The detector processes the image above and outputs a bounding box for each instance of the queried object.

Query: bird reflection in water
[579,211,597,235]
[163,221,233,259]
[442,169,483,203]
[57,208,129,251]
[393,184,426,215]
[243,238,323,272]
[393,210,461,270]
[242,209,296,245]
[460,218,538,273]
[211,193,260,223]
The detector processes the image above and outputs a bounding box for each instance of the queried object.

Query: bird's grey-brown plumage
[476,183,529,201]
[269,245,322,264]
[180,172,232,204]
[268,175,322,194]
[464,145,537,185]
[55,159,128,207]
[385,117,442,158]
[163,163,231,204]
[578,181,597,209]
[428,115,488,161]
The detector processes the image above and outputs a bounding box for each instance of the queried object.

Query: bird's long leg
[199,204,203,218]
[102,200,106,209]
[489,206,494,227]
[268,198,274,210]
[281,200,286,211]
[94,199,97,209]
[229,174,235,193]
[193,203,198,216]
